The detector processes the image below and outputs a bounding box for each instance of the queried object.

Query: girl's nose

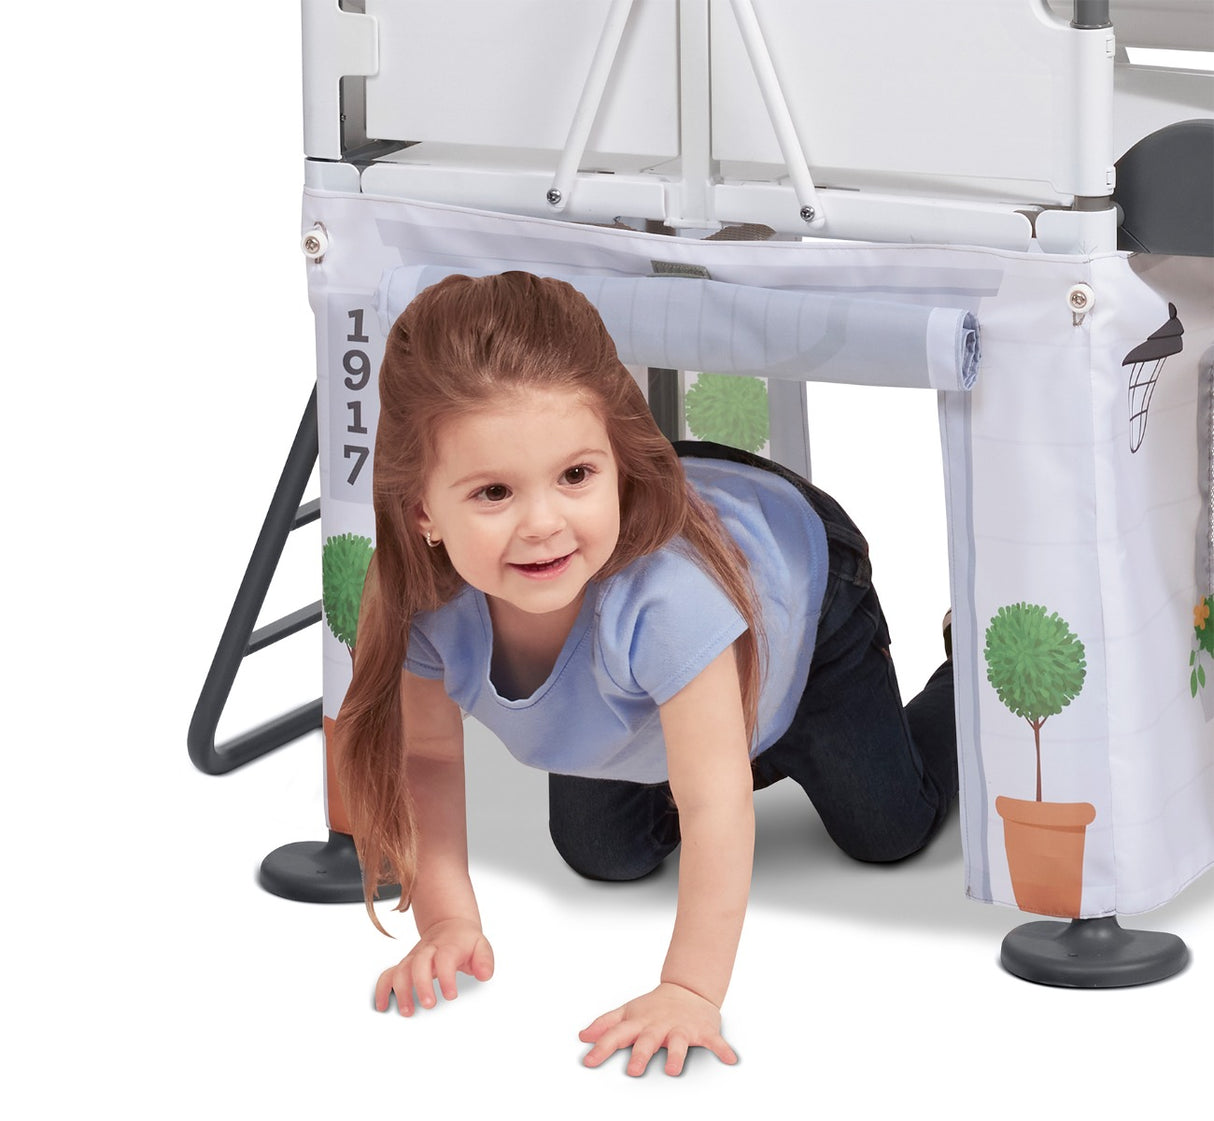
[519,495,565,540]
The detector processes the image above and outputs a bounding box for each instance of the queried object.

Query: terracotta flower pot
[995,796,1096,919]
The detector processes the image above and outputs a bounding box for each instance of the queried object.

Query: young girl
[335,271,957,1077]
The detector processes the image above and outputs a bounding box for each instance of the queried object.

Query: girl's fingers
[373,971,395,1013]
[585,1026,718,1076]
[663,1033,690,1077]
[580,1016,737,1075]
[374,932,494,1018]
[580,1034,612,1067]
[411,948,440,1009]
[582,1022,639,1068]
[579,1005,625,1043]
[470,937,495,981]
[432,948,461,1002]
[376,965,415,1016]
[705,1033,738,1066]
[433,937,496,999]
[625,1031,665,1078]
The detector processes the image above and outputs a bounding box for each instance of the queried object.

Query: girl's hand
[579,982,738,1077]
[374,917,494,1016]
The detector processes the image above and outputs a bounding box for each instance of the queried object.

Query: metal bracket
[547,0,635,213]
[729,0,824,229]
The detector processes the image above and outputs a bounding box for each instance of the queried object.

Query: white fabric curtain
[306,191,1214,919]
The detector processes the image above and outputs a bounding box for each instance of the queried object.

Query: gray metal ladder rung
[294,498,321,529]
[247,600,324,655]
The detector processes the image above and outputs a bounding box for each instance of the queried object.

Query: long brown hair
[335,272,764,929]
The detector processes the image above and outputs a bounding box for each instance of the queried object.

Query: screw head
[546,188,562,206]
[1067,283,1094,312]
[800,205,816,223]
[1065,283,1095,325]
[301,225,329,260]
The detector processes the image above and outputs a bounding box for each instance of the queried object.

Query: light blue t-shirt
[406,457,828,784]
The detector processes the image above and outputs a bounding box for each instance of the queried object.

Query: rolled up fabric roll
[376,264,980,392]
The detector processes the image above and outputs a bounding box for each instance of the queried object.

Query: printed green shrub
[985,602,1087,800]
[322,533,374,649]
[984,602,1086,724]
[683,374,769,453]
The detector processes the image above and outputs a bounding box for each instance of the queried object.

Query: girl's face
[418,388,621,627]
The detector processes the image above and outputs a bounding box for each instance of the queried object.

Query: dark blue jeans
[548,442,958,880]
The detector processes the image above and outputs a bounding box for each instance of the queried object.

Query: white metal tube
[729,0,824,227]
[548,0,635,212]
[675,0,717,230]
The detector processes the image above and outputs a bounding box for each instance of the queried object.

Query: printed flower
[1195,596,1214,658]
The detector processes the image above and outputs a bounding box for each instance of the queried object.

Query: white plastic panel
[1112,65,1214,161]
[310,0,1214,251]
[359,143,670,226]
[710,0,1113,203]
[363,0,679,160]
[301,0,378,159]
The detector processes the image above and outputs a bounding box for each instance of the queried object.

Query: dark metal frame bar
[187,385,323,775]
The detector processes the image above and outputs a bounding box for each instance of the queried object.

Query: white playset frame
[191,0,1214,985]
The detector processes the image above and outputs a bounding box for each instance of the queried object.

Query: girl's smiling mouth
[509,553,575,579]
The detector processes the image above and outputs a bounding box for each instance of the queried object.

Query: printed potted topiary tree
[683,372,769,453]
[322,532,375,665]
[985,602,1095,917]
[320,533,375,836]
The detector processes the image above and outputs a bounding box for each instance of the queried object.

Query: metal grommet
[301,225,329,261]
[1067,283,1095,326]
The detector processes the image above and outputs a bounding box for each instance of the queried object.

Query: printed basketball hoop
[1124,303,1184,453]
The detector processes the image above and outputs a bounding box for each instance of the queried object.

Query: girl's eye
[476,484,511,503]
[562,465,594,486]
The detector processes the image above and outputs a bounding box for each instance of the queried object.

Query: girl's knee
[547,821,671,882]
[832,808,942,864]
[841,833,928,864]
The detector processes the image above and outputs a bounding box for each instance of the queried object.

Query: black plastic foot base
[259,829,400,904]
[1000,916,1188,988]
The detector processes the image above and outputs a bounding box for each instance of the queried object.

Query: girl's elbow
[675,783,755,834]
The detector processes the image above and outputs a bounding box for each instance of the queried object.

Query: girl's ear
[413,500,435,538]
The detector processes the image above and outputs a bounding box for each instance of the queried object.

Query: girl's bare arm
[374,671,493,1014]
[580,644,754,1075]
[659,645,755,1006]
[401,670,479,928]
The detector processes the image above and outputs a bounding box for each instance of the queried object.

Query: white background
[5,6,1210,1118]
